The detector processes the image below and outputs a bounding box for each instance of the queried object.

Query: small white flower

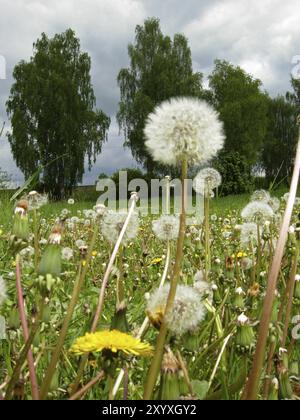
[152,215,179,241]
[235,287,245,296]
[144,98,225,166]
[68,199,75,205]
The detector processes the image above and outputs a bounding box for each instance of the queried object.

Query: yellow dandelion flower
[237,252,247,259]
[70,330,153,357]
[149,257,163,266]
[92,251,98,257]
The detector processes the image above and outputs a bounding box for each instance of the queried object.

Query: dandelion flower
[147,284,206,337]
[251,190,270,203]
[193,168,222,195]
[26,191,48,210]
[239,223,258,247]
[101,210,139,245]
[144,98,224,166]
[152,215,179,241]
[0,276,7,306]
[241,201,274,224]
[62,247,74,261]
[68,199,75,205]
[70,330,153,357]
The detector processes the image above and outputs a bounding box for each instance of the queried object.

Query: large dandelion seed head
[144,98,225,166]
[152,215,179,241]
[0,276,7,306]
[251,190,270,203]
[101,210,139,245]
[147,284,207,336]
[241,201,274,224]
[193,167,222,195]
[239,223,258,247]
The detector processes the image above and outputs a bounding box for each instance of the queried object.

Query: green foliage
[261,94,298,185]
[6,29,110,200]
[215,152,254,196]
[117,18,203,173]
[209,60,268,166]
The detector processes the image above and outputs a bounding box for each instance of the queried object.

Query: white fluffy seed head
[251,190,270,202]
[147,284,207,336]
[152,215,180,241]
[101,210,139,245]
[193,167,222,195]
[144,98,225,166]
[239,222,258,247]
[62,247,74,261]
[0,276,7,306]
[241,201,274,224]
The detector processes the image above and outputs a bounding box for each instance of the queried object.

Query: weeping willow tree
[117,18,203,175]
[6,29,110,199]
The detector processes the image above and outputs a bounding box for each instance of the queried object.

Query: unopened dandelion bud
[278,366,293,400]
[268,378,279,400]
[232,287,245,311]
[178,370,189,397]
[13,200,30,241]
[235,314,255,353]
[8,306,20,329]
[158,350,180,400]
[38,225,62,279]
[110,302,129,333]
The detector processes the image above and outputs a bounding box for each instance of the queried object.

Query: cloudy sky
[0,0,299,185]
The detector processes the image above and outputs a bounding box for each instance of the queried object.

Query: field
[0,186,300,401]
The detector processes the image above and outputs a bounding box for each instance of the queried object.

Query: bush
[215,152,254,196]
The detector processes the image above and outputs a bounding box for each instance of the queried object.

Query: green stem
[204,193,211,279]
[143,159,187,400]
[33,209,40,272]
[40,225,98,399]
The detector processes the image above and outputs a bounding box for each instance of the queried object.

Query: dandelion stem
[15,253,39,400]
[70,195,138,395]
[33,209,40,272]
[143,159,187,400]
[40,224,99,399]
[243,117,300,400]
[204,193,211,278]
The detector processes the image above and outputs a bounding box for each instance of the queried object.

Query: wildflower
[94,203,107,217]
[101,210,139,245]
[26,191,48,210]
[68,199,75,205]
[251,190,270,202]
[38,224,63,279]
[70,330,153,357]
[147,284,206,337]
[13,200,29,241]
[62,247,73,261]
[149,258,163,266]
[241,201,274,224]
[75,239,86,249]
[0,276,7,306]
[144,98,224,166]
[193,168,222,196]
[239,223,258,247]
[152,215,179,241]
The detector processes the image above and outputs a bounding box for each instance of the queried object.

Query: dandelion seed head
[193,168,222,195]
[239,222,258,247]
[147,284,207,336]
[241,201,274,224]
[102,210,139,245]
[152,215,179,241]
[144,98,224,166]
[251,190,270,203]
[62,247,74,261]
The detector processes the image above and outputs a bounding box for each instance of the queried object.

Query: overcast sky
[0,0,299,186]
